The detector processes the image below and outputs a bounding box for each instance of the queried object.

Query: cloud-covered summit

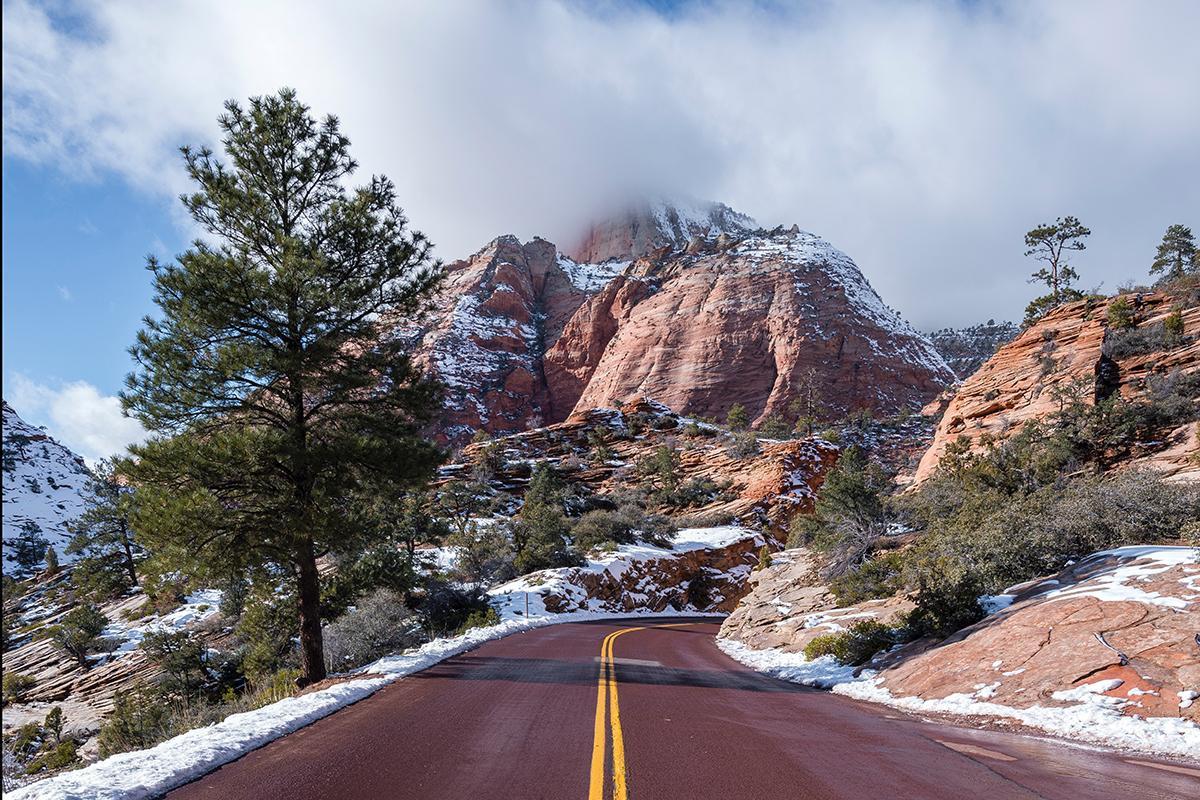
[4,0,1198,329]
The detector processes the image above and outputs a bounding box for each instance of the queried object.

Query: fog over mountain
[4,0,1198,330]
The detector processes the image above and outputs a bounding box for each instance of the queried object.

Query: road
[166,619,1199,799]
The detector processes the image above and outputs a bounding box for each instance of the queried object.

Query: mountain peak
[568,199,758,263]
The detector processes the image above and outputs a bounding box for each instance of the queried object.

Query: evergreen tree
[50,603,108,667]
[726,403,750,431]
[11,522,48,578]
[43,547,60,576]
[1150,224,1197,282]
[120,89,443,686]
[66,459,139,593]
[1023,216,1089,323]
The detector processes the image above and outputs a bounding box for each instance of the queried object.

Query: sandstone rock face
[913,292,1200,485]
[409,203,953,446]
[717,548,914,653]
[870,547,1200,723]
[547,227,953,427]
[401,235,609,442]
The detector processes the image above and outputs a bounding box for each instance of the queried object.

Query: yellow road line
[588,630,615,800]
[607,628,640,800]
[587,623,703,800]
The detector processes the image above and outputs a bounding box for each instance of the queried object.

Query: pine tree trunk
[296,539,327,686]
[120,524,138,587]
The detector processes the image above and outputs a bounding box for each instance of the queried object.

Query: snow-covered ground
[2,401,91,574]
[8,608,720,800]
[101,590,224,655]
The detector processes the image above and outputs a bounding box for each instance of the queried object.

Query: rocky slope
[1,574,226,757]
[2,401,91,575]
[718,545,1200,755]
[913,292,1200,485]
[862,547,1199,724]
[449,397,839,532]
[407,201,953,445]
[925,320,1019,380]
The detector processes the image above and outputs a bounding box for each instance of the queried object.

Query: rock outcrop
[717,548,914,653]
[913,292,1200,485]
[398,236,601,442]
[490,527,766,617]
[407,202,954,445]
[862,547,1200,724]
[546,229,952,426]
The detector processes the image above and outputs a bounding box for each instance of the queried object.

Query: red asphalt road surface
[166,619,1199,800]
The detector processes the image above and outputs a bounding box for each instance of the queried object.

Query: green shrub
[456,606,500,634]
[802,620,896,665]
[754,545,772,571]
[236,590,299,681]
[829,551,906,605]
[1164,310,1185,338]
[1106,296,1136,330]
[98,688,175,757]
[3,671,36,704]
[572,509,637,552]
[420,584,494,637]
[756,416,791,439]
[141,629,207,699]
[510,503,579,575]
[50,603,109,666]
[725,403,750,431]
[25,740,77,775]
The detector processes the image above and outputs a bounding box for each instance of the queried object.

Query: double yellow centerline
[588,623,696,800]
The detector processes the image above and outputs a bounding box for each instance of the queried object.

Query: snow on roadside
[717,638,862,688]
[9,609,720,800]
[720,638,1200,760]
[834,677,1200,761]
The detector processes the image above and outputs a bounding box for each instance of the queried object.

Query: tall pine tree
[1150,224,1197,282]
[66,459,140,595]
[1023,215,1090,324]
[121,89,444,685]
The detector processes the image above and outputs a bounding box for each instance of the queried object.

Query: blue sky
[2,159,179,394]
[4,0,1199,462]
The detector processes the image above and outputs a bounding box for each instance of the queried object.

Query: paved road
[167,619,1199,799]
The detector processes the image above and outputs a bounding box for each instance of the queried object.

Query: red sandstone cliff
[912,291,1200,485]
[408,202,953,445]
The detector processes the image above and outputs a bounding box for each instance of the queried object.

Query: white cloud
[57,285,72,302]
[7,373,147,465]
[3,0,1198,329]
